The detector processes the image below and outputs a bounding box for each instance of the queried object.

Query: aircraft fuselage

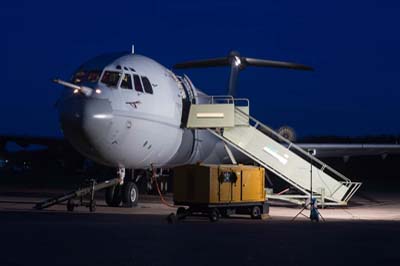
[58,53,236,169]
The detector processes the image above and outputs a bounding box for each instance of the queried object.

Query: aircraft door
[179,75,197,127]
[182,75,196,103]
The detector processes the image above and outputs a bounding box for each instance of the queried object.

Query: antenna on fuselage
[173,51,314,97]
[131,44,135,54]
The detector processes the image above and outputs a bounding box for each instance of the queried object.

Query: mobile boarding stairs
[185,96,361,207]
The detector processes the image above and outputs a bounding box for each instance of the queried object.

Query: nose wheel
[105,182,139,207]
[122,181,139,207]
[105,167,139,208]
[105,185,122,207]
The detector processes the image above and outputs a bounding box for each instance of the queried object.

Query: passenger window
[121,74,133,90]
[133,74,143,92]
[141,77,153,94]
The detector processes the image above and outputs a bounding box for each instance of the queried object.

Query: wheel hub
[130,186,137,202]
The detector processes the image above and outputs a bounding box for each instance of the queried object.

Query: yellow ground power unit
[173,164,268,221]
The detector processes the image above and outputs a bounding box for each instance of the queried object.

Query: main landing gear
[105,168,140,207]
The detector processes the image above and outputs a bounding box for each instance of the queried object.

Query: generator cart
[173,164,269,222]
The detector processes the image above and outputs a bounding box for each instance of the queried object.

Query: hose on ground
[151,166,175,208]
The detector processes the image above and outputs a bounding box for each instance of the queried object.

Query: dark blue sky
[1,0,400,138]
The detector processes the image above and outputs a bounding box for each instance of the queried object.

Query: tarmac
[1,188,400,265]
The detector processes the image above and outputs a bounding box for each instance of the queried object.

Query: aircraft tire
[122,181,139,207]
[105,185,122,207]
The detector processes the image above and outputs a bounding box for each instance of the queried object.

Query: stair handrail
[234,107,352,183]
[192,95,250,107]
[193,95,234,104]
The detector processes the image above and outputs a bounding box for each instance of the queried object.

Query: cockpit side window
[141,77,153,94]
[101,71,121,87]
[133,74,143,92]
[121,74,133,90]
[72,70,101,84]
[87,71,101,83]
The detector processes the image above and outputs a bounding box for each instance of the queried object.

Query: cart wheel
[251,206,261,219]
[67,199,75,212]
[89,201,96,212]
[209,208,219,222]
[176,207,187,219]
[167,213,177,224]
[220,209,231,218]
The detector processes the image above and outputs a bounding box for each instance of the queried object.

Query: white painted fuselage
[58,53,238,169]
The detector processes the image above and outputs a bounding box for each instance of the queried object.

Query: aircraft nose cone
[58,96,113,163]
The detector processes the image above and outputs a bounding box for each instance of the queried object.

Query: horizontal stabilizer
[173,50,313,96]
[244,57,313,71]
[173,51,313,71]
[174,57,229,69]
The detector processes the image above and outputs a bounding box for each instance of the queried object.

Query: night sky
[1,0,400,138]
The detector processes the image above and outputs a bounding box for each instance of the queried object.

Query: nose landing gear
[34,167,140,212]
[105,168,140,208]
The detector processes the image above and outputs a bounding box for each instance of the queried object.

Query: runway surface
[1,189,400,266]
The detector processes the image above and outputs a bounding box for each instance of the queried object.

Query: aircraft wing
[0,135,66,149]
[297,143,400,158]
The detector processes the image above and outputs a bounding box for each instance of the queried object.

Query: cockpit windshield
[101,71,121,87]
[72,70,101,84]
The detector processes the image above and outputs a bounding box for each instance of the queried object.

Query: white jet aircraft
[54,50,400,207]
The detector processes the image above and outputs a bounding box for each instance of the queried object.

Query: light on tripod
[292,148,325,222]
